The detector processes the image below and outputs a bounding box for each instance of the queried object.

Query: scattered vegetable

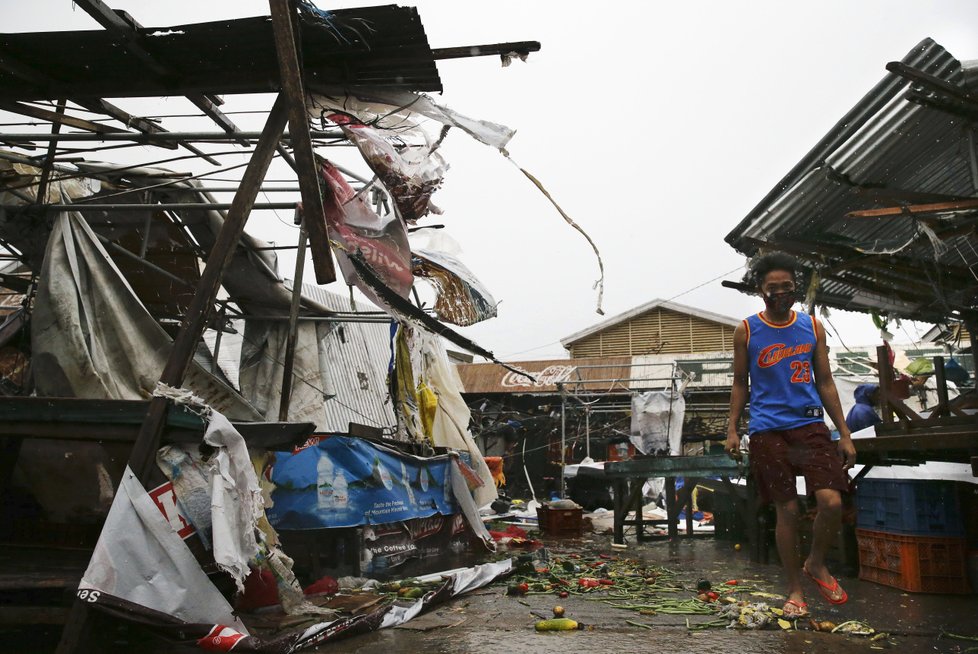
[536,618,579,631]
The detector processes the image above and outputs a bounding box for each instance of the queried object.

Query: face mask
[763,291,795,313]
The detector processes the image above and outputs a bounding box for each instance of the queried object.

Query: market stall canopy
[725,38,978,325]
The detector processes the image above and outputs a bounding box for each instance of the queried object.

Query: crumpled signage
[318,158,413,300]
[412,248,497,326]
[329,113,446,225]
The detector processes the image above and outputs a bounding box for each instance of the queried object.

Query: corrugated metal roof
[726,38,978,323]
[560,299,740,347]
[300,285,396,434]
[0,7,441,100]
[456,356,633,394]
[204,284,396,434]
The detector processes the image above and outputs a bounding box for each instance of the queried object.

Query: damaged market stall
[723,37,978,577]
[724,37,978,460]
[0,1,561,651]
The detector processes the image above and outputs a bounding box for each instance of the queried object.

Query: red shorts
[748,422,849,504]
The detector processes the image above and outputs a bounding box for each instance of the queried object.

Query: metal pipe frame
[0,130,343,143]
[1,202,297,211]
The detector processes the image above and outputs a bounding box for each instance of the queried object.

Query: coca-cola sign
[501,365,576,388]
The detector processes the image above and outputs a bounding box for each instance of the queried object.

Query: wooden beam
[187,94,250,147]
[431,40,541,61]
[72,0,234,164]
[845,198,978,219]
[887,61,978,107]
[279,219,308,421]
[130,94,289,478]
[269,0,335,284]
[35,100,65,204]
[0,101,125,134]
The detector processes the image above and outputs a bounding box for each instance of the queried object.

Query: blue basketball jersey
[745,310,824,434]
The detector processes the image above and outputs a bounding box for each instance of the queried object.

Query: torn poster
[318,158,413,302]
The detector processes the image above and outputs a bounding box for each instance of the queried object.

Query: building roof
[559,298,740,348]
[725,38,978,324]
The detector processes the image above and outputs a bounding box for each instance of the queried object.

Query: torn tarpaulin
[412,248,497,326]
[312,90,605,315]
[329,113,447,225]
[347,251,531,381]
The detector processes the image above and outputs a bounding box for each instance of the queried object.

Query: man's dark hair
[751,252,798,286]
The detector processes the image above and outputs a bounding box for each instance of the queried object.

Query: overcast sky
[8,1,978,361]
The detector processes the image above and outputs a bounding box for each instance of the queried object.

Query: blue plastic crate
[856,479,964,536]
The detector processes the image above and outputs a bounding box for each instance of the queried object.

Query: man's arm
[811,316,857,469]
[725,322,749,458]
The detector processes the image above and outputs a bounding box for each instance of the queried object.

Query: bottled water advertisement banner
[266,436,457,529]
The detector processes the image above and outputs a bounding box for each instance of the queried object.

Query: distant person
[726,252,856,619]
[845,384,882,433]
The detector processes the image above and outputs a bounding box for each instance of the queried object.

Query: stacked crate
[855,479,970,594]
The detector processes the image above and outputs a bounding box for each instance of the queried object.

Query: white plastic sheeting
[78,465,247,633]
[629,390,685,456]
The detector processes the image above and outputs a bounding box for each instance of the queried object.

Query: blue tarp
[267,436,457,529]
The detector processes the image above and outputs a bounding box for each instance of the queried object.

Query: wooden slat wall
[569,308,735,358]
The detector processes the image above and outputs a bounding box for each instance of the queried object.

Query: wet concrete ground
[340,536,978,654]
[7,535,977,653]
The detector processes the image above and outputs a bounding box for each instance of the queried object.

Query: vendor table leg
[665,477,677,539]
[632,481,646,541]
[613,479,625,544]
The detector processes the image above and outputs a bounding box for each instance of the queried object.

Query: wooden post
[36,99,66,203]
[932,356,949,420]
[279,217,308,421]
[268,0,336,285]
[877,345,894,424]
[56,95,289,654]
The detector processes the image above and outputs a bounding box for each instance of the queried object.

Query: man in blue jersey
[726,252,856,618]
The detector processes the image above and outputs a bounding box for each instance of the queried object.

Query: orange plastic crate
[536,506,583,536]
[856,528,971,594]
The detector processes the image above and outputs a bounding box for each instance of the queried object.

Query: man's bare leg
[774,498,805,610]
[803,488,845,602]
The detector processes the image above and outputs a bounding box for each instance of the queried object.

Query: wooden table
[603,454,757,551]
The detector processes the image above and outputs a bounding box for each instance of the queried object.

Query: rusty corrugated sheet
[456,356,633,394]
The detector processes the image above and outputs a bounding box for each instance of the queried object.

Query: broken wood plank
[269,0,336,285]
[845,198,978,219]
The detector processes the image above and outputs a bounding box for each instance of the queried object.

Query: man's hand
[837,436,857,470]
[724,430,742,460]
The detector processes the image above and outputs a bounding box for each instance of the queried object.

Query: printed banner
[267,436,456,529]
[361,513,472,575]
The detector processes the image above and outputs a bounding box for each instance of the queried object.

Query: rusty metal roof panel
[0,6,441,100]
[456,356,634,395]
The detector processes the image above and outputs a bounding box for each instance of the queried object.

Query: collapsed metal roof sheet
[726,38,978,324]
[286,284,396,434]
[0,6,442,100]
